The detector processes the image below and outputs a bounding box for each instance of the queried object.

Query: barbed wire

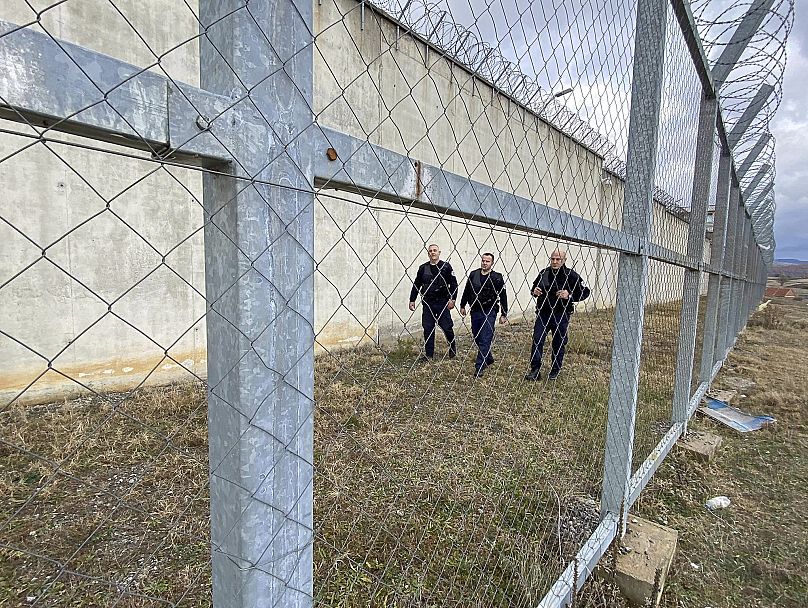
[0,0,783,606]
[692,0,795,263]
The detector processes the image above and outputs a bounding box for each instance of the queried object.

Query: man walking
[525,249,590,381]
[459,252,508,377]
[409,244,458,360]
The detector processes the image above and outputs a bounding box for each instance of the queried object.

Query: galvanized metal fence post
[200,2,315,607]
[719,191,740,355]
[600,0,668,523]
[728,206,743,341]
[758,251,766,300]
[748,246,759,319]
[699,150,732,383]
[733,211,750,336]
[672,92,717,424]
[741,221,755,324]
[741,230,751,322]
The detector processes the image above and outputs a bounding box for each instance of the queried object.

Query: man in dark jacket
[525,249,590,380]
[459,252,508,377]
[409,244,458,360]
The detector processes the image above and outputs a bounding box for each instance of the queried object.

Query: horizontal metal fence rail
[0,0,787,606]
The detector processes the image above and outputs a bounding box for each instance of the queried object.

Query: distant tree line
[770,263,808,281]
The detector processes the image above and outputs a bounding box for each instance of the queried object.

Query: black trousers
[422,300,456,357]
[530,311,570,372]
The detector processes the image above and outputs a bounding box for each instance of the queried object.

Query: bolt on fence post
[199,2,315,607]
[671,92,718,425]
[600,0,668,526]
[699,150,731,383]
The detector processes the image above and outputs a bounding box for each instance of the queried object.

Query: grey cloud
[772,5,808,259]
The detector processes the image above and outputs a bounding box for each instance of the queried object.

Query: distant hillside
[771,261,808,279]
[775,258,807,264]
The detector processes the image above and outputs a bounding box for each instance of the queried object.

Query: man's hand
[556,289,570,299]
[459,307,466,317]
[532,287,543,297]
[499,315,508,325]
[408,301,416,311]
[447,300,455,310]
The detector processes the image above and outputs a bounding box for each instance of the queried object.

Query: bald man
[524,249,590,381]
[409,244,458,360]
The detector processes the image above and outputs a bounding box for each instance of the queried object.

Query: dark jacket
[531,265,590,317]
[460,269,508,315]
[409,260,458,303]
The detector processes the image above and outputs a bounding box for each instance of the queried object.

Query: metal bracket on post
[600,0,668,531]
[727,83,774,149]
[750,182,774,209]
[736,133,771,179]
[199,2,315,607]
[742,163,771,202]
[711,0,776,89]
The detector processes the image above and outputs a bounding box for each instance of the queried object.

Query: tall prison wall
[0,0,704,405]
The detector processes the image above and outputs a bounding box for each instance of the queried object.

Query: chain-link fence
[0,0,790,606]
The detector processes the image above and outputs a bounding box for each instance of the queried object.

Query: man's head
[480,252,495,273]
[549,249,567,270]
[427,244,440,263]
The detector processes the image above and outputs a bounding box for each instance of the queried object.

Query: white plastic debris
[705,496,731,510]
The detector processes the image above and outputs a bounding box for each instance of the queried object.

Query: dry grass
[0,384,210,607]
[586,297,808,607]
[1,303,684,606]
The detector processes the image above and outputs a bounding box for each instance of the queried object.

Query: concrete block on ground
[677,430,722,462]
[614,516,678,607]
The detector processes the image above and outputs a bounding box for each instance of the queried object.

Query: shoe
[474,367,485,378]
[448,350,457,359]
[524,368,541,381]
[548,369,561,380]
[417,355,432,364]
[485,356,495,365]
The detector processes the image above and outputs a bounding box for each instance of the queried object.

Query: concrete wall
[0,0,709,404]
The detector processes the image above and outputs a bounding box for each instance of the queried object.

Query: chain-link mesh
[0,0,792,606]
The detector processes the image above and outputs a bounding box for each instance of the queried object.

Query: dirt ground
[594,294,808,607]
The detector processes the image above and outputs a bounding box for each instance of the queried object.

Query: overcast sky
[398,0,801,258]
[771,5,807,260]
